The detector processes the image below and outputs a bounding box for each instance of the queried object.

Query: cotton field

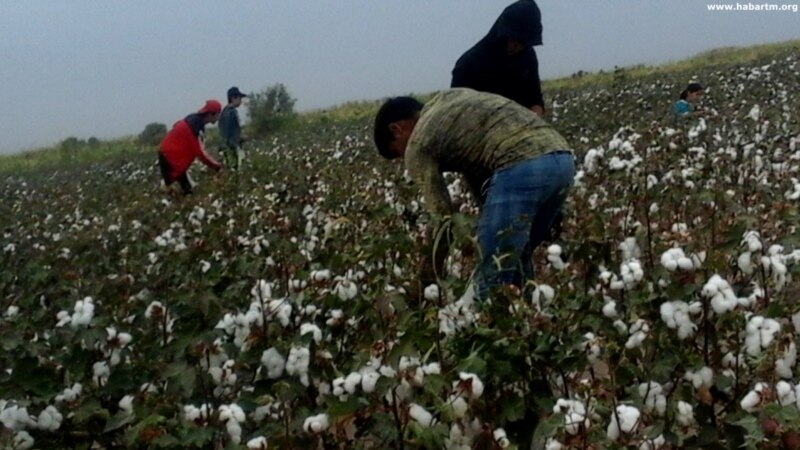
[1,47,800,449]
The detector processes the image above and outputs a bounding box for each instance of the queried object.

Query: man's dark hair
[374,96,423,159]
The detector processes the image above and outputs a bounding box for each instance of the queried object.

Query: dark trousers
[158,152,193,195]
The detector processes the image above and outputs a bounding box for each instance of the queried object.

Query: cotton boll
[676,257,694,270]
[344,372,362,394]
[448,395,469,418]
[602,300,618,318]
[793,311,800,334]
[299,323,323,343]
[286,346,311,386]
[532,284,555,305]
[676,401,694,426]
[93,361,110,386]
[332,377,346,397]
[775,343,796,379]
[625,320,649,349]
[260,348,286,379]
[619,237,641,262]
[639,435,665,450]
[742,231,762,252]
[12,431,34,450]
[36,406,63,432]
[361,369,380,393]
[246,436,269,450]
[493,428,510,448]
[740,383,768,412]
[310,269,331,282]
[424,284,440,301]
[554,399,590,435]
[545,439,564,450]
[607,405,640,440]
[456,372,485,399]
[738,252,754,274]
[118,395,134,415]
[409,403,434,427]
[776,381,796,406]
[55,383,83,403]
[334,279,358,300]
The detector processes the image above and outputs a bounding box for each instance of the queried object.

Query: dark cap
[227,87,248,101]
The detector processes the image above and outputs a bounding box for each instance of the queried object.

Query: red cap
[198,100,222,115]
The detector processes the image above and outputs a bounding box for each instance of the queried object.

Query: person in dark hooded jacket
[451,0,545,116]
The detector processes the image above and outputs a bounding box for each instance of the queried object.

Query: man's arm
[193,138,222,171]
[407,150,454,281]
[230,110,242,146]
[526,51,546,116]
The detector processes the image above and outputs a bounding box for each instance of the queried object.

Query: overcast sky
[0,0,797,154]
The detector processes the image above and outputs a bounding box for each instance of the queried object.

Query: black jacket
[451,0,545,110]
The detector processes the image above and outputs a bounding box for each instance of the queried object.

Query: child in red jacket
[158,100,224,195]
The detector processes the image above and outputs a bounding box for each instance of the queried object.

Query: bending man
[374,89,574,298]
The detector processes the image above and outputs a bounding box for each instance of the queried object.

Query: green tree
[248,83,297,135]
[59,136,83,161]
[138,122,167,146]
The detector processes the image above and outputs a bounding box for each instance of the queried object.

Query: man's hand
[531,105,545,117]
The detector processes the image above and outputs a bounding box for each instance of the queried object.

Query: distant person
[219,86,248,170]
[451,0,546,116]
[673,82,706,121]
[373,89,574,298]
[158,100,223,195]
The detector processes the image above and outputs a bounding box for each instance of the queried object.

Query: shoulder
[674,100,692,114]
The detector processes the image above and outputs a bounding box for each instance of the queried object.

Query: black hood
[488,0,543,47]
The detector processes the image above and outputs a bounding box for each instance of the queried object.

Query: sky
[0,0,798,154]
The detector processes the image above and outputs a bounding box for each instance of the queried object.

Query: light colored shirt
[405,88,570,215]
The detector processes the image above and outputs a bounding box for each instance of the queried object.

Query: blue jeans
[474,151,575,298]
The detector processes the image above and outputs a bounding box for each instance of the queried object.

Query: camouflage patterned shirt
[405,88,571,215]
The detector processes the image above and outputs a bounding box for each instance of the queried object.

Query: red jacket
[159,116,221,180]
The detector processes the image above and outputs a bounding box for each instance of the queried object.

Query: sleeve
[193,136,221,170]
[230,110,242,146]
[405,144,453,216]
[674,101,692,116]
[526,51,545,109]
